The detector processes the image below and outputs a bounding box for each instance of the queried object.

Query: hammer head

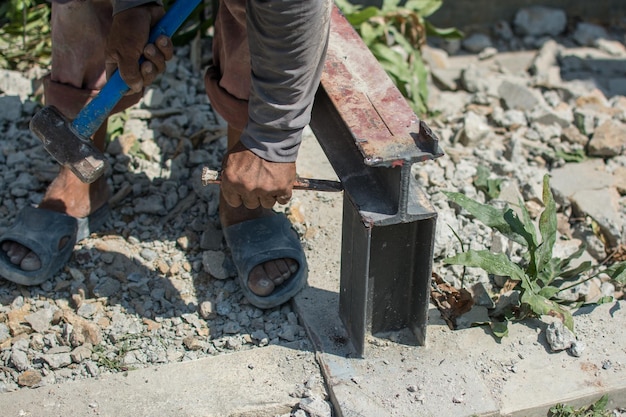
[30,105,108,184]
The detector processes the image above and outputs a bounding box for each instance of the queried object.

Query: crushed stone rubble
[0,42,331,415]
[0,4,624,416]
[421,8,626,301]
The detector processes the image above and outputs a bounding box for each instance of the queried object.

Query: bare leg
[1,125,110,271]
[1,0,128,272]
[219,126,298,296]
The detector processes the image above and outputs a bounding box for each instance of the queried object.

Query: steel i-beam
[309,6,444,357]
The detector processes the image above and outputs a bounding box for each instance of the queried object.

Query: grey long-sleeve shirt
[52,0,330,163]
[241,0,330,162]
[113,0,331,163]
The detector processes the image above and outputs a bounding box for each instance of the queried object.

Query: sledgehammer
[29,0,201,183]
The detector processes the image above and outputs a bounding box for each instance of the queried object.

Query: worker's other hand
[221,141,297,209]
[105,4,173,93]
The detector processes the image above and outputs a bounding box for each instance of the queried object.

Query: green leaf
[592,394,609,411]
[549,403,575,416]
[424,20,464,39]
[536,174,557,273]
[385,25,413,54]
[555,147,586,163]
[403,0,442,17]
[359,21,380,45]
[381,0,402,12]
[536,258,562,286]
[474,165,503,200]
[490,321,509,339]
[515,199,538,247]
[413,50,429,114]
[558,261,593,280]
[521,291,574,332]
[504,207,536,249]
[443,250,526,281]
[558,243,587,271]
[373,53,412,86]
[346,6,380,26]
[334,0,361,15]
[538,286,561,299]
[519,269,541,294]
[443,191,526,245]
[604,261,626,284]
[370,43,405,68]
[596,296,614,305]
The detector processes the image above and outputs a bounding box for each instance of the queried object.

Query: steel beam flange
[310,5,443,357]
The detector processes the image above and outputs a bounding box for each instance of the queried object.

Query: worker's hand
[221,141,297,209]
[105,4,174,93]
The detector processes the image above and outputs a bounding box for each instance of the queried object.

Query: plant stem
[448,224,467,288]
[555,270,602,293]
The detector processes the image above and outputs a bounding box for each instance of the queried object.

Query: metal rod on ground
[201,167,343,192]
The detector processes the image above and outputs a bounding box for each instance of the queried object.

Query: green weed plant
[549,395,614,417]
[335,0,462,116]
[0,0,211,71]
[443,174,626,336]
[473,164,504,201]
[0,0,51,70]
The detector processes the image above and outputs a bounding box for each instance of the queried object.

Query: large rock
[498,80,541,111]
[527,103,573,127]
[0,95,22,121]
[613,166,626,194]
[460,64,501,95]
[460,111,490,145]
[573,22,609,47]
[560,48,625,77]
[462,33,492,53]
[551,160,624,247]
[560,125,589,146]
[587,119,626,157]
[530,40,562,87]
[573,187,623,247]
[0,69,33,99]
[514,6,567,37]
[545,321,576,352]
[550,159,614,202]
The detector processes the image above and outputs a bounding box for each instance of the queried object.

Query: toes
[286,258,298,274]
[2,241,41,270]
[6,243,29,265]
[248,265,275,296]
[20,252,41,271]
[271,259,290,285]
[247,258,299,297]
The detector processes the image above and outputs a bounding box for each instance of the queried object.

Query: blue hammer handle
[72,0,201,138]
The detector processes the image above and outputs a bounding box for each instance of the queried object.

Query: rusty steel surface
[309,5,440,356]
[321,6,443,167]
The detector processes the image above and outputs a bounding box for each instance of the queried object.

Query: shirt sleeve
[112,0,163,15]
[240,0,332,163]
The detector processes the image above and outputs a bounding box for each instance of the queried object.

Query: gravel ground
[0,41,321,403]
[1,4,626,416]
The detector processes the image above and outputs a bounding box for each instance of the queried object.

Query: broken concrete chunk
[545,321,576,352]
[587,119,626,157]
[514,6,566,37]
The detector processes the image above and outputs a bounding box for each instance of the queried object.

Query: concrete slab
[294,129,626,417]
[0,342,321,417]
[2,129,624,417]
[298,214,626,416]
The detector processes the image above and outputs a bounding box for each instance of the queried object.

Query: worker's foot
[0,167,109,272]
[219,196,299,298]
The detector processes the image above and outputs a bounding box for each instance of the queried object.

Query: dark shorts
[47,0,249,127]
